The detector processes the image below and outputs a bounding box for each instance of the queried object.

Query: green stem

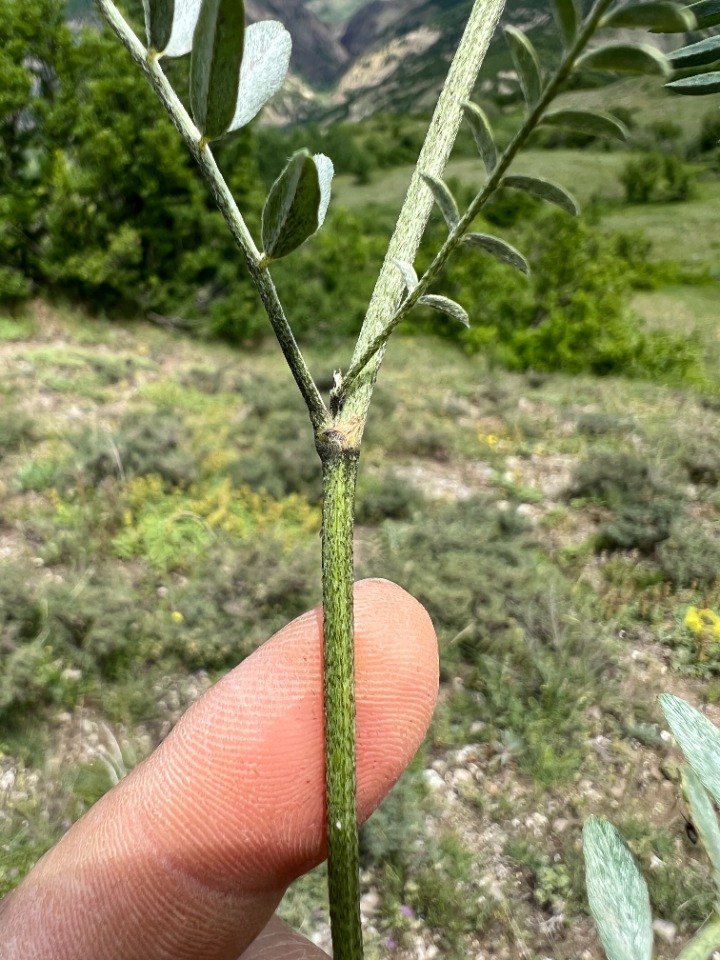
[93,0,328,430]
[317,426,361,960]
[676,914,720,960]
[335,0,615,405]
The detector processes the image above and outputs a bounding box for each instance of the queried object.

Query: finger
[239,916,328,960]
[1,579,438,960]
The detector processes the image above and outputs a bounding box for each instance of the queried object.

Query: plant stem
[335,0,615,405]
[317,424,361,960]
[93,0,328,430]
[676,914,720,960]
[335,0,506,423]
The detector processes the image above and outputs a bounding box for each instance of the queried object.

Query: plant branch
[334,0,507,423]
[335,0,615,405]
[94,0,328,430]
[317,429,361,960]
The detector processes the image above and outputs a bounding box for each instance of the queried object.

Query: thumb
[1,578,438,960]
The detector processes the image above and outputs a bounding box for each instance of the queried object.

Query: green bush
[620,152,695,204]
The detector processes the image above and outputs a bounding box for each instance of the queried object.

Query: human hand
[0,579,438,960]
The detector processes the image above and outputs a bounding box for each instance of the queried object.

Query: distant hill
[65,0,682,124]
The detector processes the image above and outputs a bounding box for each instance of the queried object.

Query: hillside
[2,298,719,957]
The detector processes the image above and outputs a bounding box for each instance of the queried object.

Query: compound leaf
[668,34,720,68]
[667,70,720,93]
[584,818,653,960]
[577,43,672,76]
[392,259,419,293]
[418,295,470,328]
[689,0,720,29]
[262,150,333,260]
[463,233,529,274]
[462,100,497,172]
[229,21,291,130]
[660,694,720,805]
[542,108,628,141]
[421,173,460,230]
[503,173,580,216]
[601,1,696,32]
[552,0,580,46]
[505,25,543,106]
[190,0,245,141]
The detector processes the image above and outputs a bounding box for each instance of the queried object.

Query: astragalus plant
[94,0,719,957]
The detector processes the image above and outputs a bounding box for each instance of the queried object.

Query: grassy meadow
[1,107,720,959]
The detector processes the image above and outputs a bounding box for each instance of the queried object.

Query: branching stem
[334,0,615,406]
[94,0,328,430]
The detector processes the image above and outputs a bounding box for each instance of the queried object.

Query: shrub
[620,152,695,204]
[657,522,720,587]
[355,472,423,525]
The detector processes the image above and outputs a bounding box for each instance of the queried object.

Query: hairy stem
[317,427,361,960]
[336,0,615,403]
[335,0,506,423]
[94,0,328,430]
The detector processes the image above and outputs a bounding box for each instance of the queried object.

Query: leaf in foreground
[600,1,696,32]
[462,100,497,172]
[681,766,720,893]
[583,817,653,960]
[418,295,470,327]
[668,35,720,68]
[463,233,529,274]
[689,0,720,29]
[577,43,671,76]
[262,150,333,261]
[552,0,580,47]
[190,0,245,141]
[660,694,720,804]
[392,259,419,293]
[144,0,175,52]
[542,109,628,141]
[420,174,460,230]
[228,21,291,130]
[504,25,542,106]
[502,174,579,216]
[666,71,720,94]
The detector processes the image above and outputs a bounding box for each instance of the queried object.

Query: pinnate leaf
[689,0,720,29]
[681,767,720,892]
[542,109,628,141]
[418,295,470,328]
[666,70,720,93]
[190,0,245,141]
[463,233,529,274]
[577,43,671,76]
[552,0,580,46]
[262,150,333,261]
[584,818,653,960]
[421,174,460,230]
[503,173,579,216]
[505,25,542,106]
[462,101,497,172]
[660,694,720,804]
[392,259,419,293]
[668,34,720,68]
[601,1,696,32]
[229,21,291,130]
